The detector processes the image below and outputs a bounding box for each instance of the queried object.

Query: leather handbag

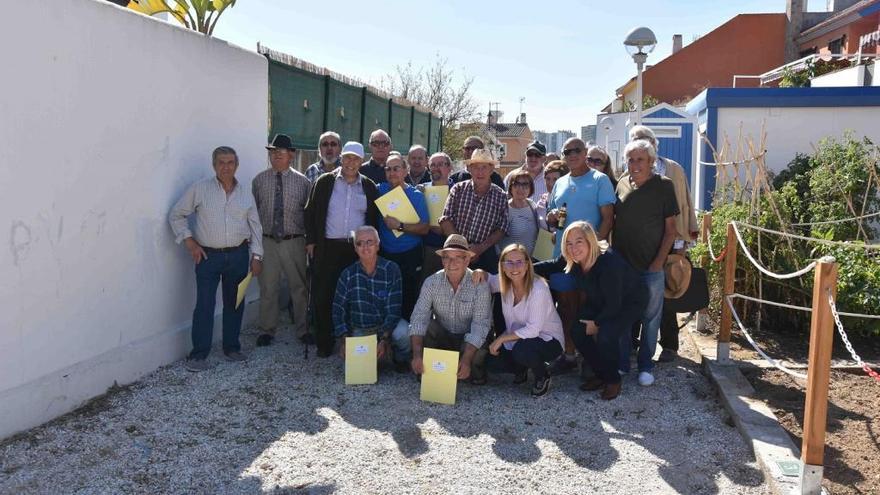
[664,267,710,313]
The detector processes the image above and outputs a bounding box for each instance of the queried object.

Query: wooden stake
[717,222,737,361]
[801,260,838,468]
[696,213,712,332]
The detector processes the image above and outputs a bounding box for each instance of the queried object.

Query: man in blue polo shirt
[376,154,430,321]
[545,137,616,374]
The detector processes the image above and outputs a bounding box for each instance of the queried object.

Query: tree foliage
[126,0,237,35]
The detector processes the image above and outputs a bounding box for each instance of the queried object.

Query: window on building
[828,36,846,55]
[799,47,817,58]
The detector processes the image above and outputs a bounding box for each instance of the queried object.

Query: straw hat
[435,234,477,258]
[465,148,499,167]
[664,254,692,299]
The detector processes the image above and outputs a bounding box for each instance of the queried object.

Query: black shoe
[513,369,528,385]
[316,348,333,358]
[256,334,274,347]
[469,374,488,386]
[657,348,677,363]
[394,361,410,374]
[548,356,577,376]
[299,334,315,345]
[579,377,605,392]
[531,376,551,397]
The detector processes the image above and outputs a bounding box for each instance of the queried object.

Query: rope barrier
[705,235,726,263]
[725,295,808,380]
[827,290,880,384]
[735,221,880,250]
[730,293,880,320]
[790,211,880,227]
[731,222,818,279]
[698,150,767,167]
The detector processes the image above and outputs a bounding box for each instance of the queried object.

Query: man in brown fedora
[251,134,312,347]
[409,234,492,383]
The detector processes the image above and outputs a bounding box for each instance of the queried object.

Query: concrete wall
[811,64,867,86]
[0,0,268,439]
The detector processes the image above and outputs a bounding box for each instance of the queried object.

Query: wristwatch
[253,255,263,261]
[396,222,405,232]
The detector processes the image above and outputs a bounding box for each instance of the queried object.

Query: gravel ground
[0,320,770,495]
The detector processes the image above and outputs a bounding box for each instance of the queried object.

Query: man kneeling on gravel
[333,226,412,373]
[409,234,492,384]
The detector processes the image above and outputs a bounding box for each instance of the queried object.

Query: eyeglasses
[441,255,468,264]
[354,239,376,247]
[586,157,605,165]
[502,259,526,269]
[462,145,481,152]
[385,166,405,172]
[526,151,543,158]
[320,142,339,148]
[512,181,531,188]
[562,147,583,156]
[370,140,391,147]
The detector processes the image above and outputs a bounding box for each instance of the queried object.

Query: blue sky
[214,1,815,132]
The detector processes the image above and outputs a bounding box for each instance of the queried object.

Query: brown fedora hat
[435,234,477,258]
[664,254,692,299]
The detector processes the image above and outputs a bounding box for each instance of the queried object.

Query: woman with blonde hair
[533,221,645,399]
[475,244,563,396]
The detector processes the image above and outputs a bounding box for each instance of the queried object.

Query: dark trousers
[190,243,249,360]
[381,245,423,321]
[313,240,357,354]
[471,247,499,274]
[487,337,562,380]
[573,318,634,385]
[423,320,487,380]
[659,305,680,352]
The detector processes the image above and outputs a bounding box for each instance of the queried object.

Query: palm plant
[127,0,237,36]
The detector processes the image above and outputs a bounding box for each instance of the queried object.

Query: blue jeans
[619,270,665,373]
[351,319,412,363]
[190,244,249,360]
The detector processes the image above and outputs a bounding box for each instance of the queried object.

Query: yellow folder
[235,271,253,309]
[420,348,459,405]
[345,334,378,385]
[375,186,421,237]
[423,185,449,227]
[532,229,555,261]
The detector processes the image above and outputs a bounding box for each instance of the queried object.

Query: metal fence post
[717,222,737,362]
[799,258,837,495]
[696,213,712,332]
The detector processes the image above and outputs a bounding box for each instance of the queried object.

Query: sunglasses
[441,255,468,263]
[512,181,531,188]
[562,147,583,156]
[526,151,543,158]
[586,157,606,165]
[320,142,339,148]
[370,140,391,147]
[354,239,376,247]
[462,145,480,151]
[502,259,526,269]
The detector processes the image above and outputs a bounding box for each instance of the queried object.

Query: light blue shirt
[547,169,615,257]
[376,183,429,253]
[325,171,368,239]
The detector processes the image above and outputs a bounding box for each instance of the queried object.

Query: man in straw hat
[439,148,509,273]
[409,234,492,383]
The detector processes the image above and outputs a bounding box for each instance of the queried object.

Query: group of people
[169,124,697,400]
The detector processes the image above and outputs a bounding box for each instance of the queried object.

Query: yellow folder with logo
[420,348,459,405]
[532,229,555,261]
[235,271,253,309]
[345,334,377,385]
[423,185,449,226]
[375,186,420,237]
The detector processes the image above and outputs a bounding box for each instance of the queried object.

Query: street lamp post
[624,27,657,125]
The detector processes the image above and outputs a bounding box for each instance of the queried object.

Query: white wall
[0,0,268,439]
[811,65,867,87]
[716,106,880,176]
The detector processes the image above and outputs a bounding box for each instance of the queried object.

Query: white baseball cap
[340,141,365,159]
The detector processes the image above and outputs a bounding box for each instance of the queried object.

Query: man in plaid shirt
[332,226,411,371]
[439,148,509,274]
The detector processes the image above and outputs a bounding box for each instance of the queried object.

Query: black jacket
[305,172,380,251]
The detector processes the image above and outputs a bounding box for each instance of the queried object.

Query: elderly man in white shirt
[169,146,263,372]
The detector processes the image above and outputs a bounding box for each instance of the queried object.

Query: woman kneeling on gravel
[474,244,564,396]
[533,221,646,400]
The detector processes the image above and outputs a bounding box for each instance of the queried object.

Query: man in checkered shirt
[332,226,411,372]
[439,148,509,274]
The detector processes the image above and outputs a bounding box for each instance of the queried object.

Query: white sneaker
[638,371,655,386]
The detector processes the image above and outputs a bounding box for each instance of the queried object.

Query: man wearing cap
[405,144,431,186]
[169,146,263,371]
[504,140,548,203]
[360,129,392,185]
[305,131,341,183]
[306,141,381,357]
[251,134,312,347]
[450,136,506,189]
[333,226,411,373]
[409,234,492,382]
[440,148,509,273]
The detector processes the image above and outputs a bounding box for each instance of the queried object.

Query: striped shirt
[332,257,402,337]
[251,167,311,236]
[498,201,539,255]
[169,176,264,256]
[439,180,509,246]
[409,269,492,349]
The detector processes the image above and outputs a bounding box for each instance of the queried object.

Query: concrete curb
[686,326,803,495]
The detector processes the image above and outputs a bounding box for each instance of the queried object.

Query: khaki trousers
[258,236,308,338]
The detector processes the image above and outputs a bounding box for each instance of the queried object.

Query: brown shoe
[601,382,621,400]
[579,377,604,392]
